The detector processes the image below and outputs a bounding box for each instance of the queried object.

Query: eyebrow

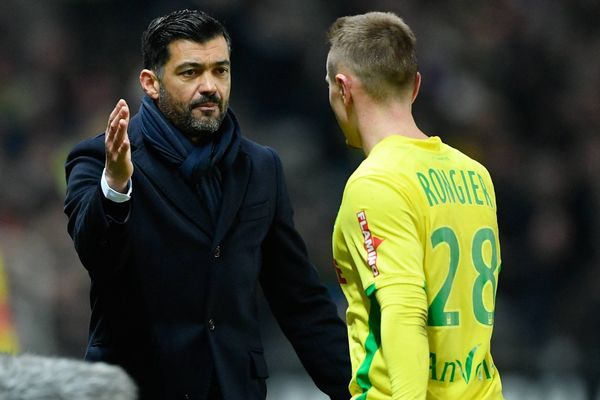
[175,60,231,71]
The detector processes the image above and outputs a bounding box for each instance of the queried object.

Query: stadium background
[1,0,599,398]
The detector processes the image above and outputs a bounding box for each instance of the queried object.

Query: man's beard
[157,85,228,143]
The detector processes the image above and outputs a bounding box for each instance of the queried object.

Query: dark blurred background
[1,1,599,399]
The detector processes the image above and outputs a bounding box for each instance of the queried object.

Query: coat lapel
[212,151,251,247]
[131,131,214,239]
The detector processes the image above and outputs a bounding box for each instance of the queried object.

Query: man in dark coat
[64,9,350,400]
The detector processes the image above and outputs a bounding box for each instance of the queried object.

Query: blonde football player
[327,12,504,399]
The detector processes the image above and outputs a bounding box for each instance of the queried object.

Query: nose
[198,73,217,94]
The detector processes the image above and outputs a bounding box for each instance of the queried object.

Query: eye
[215,67,229,76]
[180,69,197,77]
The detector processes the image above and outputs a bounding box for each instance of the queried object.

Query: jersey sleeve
[336,174,425,292]
[376,283,429,399]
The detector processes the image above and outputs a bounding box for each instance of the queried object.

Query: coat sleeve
[260,149,351,400]
[63,135,131,278]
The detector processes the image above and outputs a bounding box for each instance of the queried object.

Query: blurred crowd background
[1,0,599,399]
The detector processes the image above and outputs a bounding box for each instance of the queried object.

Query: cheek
[328,88,336,106]
[167,84,194,105]
[220,80,231,98]
[332,99,346,120]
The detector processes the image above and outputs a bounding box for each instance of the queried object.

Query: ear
[335,73,352,106]
[139,69,161,99]
[411,72,421,103]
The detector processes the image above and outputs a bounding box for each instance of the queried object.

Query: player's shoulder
[346,140,417,188]
[345,158,387,188]
[343,159,409,206]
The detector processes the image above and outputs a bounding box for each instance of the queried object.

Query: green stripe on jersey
[356,284,382,399]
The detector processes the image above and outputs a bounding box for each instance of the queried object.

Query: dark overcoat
[64,112,351,400]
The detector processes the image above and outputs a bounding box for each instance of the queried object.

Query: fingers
[108,99,125,124]
[107,100,128,135]
[105,100,134,190]
[116,120,130,155]
[106,100,130,155]
[113,111,130,149]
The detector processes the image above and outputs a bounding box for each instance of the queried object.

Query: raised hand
[105,99,133,193]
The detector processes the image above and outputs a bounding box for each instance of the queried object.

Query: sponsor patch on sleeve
[356,210,383,277]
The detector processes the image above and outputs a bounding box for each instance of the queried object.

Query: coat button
[208,318,216,331]
[213,245,221,259]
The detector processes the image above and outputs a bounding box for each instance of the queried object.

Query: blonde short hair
[327,11,418,101]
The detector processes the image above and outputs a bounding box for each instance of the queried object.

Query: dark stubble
[157,85,228,143]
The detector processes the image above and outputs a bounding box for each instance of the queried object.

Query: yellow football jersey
[332,135,503,399]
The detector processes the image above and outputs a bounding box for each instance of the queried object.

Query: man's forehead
[166,37,230,62]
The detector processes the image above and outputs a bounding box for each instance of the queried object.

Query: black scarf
[140,95,241,225]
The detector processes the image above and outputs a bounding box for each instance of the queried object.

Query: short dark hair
[141,9,231,74]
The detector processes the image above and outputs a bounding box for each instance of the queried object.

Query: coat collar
[129,115,251,244]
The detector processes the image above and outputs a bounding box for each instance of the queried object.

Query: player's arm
[339,174,428,398]
[376,283,428,399]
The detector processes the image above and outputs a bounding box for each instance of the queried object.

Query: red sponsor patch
[332,260,347,284]
[356,210,383,277]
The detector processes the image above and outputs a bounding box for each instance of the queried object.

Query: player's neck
[357,100,427,156]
